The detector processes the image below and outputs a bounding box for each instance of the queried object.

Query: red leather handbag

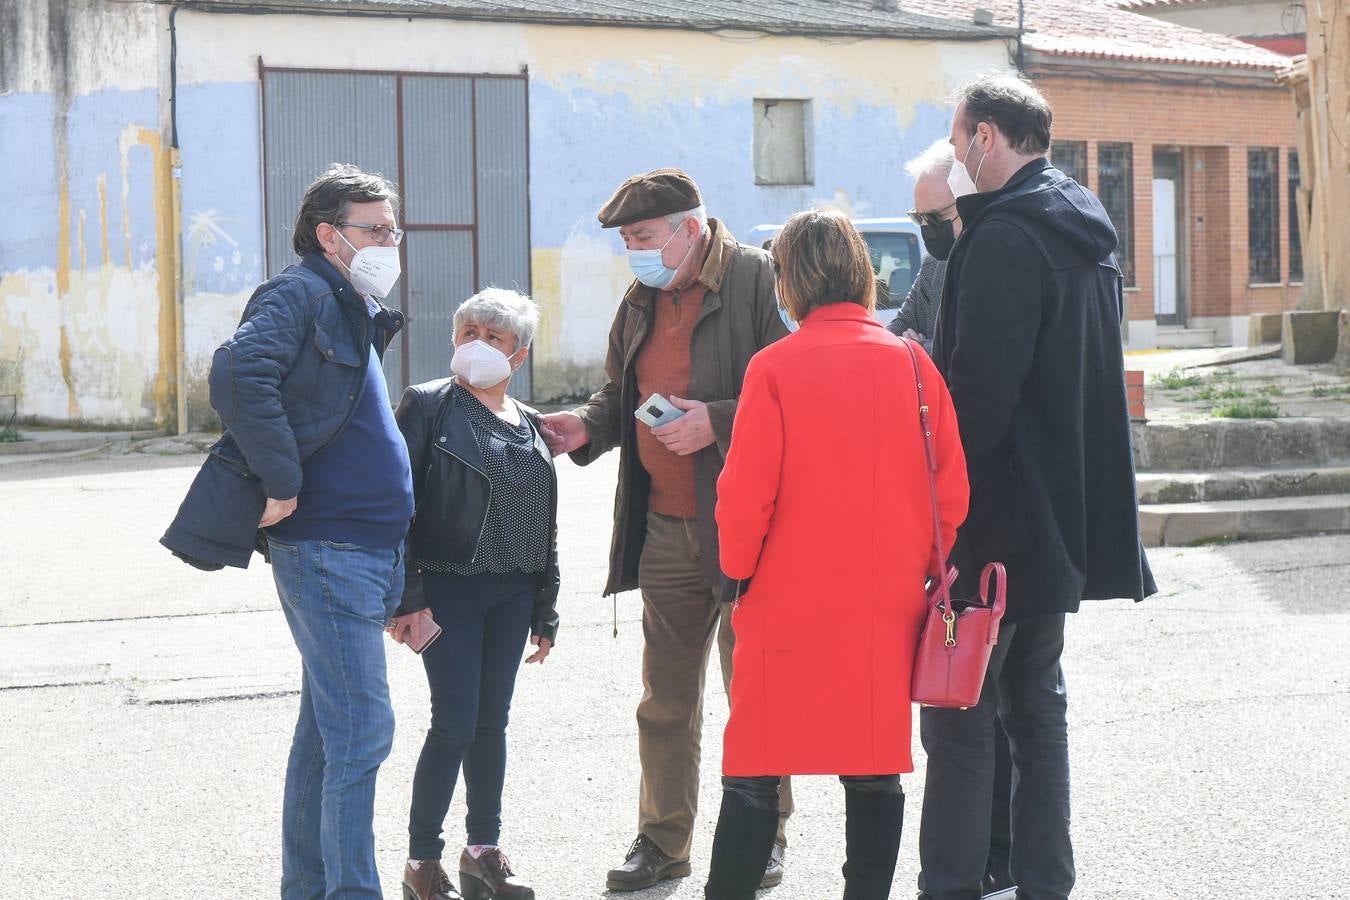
[899,339,1007,709]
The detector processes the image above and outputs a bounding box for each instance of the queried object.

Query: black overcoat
[932,159,1156,621]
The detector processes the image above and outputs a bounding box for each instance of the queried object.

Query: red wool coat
[717,303,969,776]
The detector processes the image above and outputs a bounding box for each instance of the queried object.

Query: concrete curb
[1136,466,1350,504]
[1139,493,1350,546]
[1133,418,1350,472]
[0,430,163,456]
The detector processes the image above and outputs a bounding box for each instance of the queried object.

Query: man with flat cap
[539,169,792,891]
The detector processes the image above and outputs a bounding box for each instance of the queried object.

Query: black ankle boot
[842,788,905,900]
[704,786,779,900]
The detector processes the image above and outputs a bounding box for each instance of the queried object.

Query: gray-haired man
[538,168,792,892]
[888,139,961,354]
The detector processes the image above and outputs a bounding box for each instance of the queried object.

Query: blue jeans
[269,538,404,900]
[407,571,534,860]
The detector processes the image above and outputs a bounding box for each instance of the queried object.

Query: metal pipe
[1017,0,1026,72]
[169,5,187,433]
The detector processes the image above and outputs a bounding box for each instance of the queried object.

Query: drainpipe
[1016,0,1026,72]
[169,4,187,434]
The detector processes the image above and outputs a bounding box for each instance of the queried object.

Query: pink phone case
[409,620,443,655]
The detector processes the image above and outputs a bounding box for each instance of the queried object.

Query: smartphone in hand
[408,617,443,655]
[634,393,686,428]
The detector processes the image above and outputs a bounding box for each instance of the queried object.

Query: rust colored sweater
[634,281,707,518]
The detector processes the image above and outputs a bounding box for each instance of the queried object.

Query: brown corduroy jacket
[570,218,789,596]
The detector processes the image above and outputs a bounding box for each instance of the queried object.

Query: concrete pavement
[1,448,1348,898]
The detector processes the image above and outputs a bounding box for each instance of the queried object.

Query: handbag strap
[899,338,952,616]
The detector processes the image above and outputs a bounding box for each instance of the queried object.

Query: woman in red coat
[703,210,969,900]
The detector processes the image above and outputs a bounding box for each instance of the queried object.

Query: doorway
[260,67,533,399]
[1152,149,1185,326]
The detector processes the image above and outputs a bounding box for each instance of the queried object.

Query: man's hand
[524,634,553,664]
[902,329,927,344]
[259,496,298,527]
[387,608,436,647]
[537,411,588,457]
[652,397,715,456]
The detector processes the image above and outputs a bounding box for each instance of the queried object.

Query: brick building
[1109,0,1307,56]
[907,1,1298,348]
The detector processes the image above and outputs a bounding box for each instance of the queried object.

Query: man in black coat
[918,74,1156,900]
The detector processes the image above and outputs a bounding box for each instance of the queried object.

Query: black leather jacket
[394,377,560,642]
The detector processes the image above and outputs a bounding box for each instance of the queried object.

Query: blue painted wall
[177,82,266,294]
[527,82,952,249]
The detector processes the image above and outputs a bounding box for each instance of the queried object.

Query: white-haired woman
[388,288,559,900]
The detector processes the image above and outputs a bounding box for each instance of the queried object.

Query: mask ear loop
[969,132,988,193]
[331,226,359,276]
[667,220,700,284]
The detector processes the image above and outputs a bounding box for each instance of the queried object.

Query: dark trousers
[723,774,903,806]
[918,614,1075,900]
[407,571,534,860]
[989,720,1013,883]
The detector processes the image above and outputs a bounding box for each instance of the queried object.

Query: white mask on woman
[451,339,515,388]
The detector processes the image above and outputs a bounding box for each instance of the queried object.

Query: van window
[861,231,920,309]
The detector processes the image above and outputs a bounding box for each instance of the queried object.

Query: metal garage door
[261,67,532,399]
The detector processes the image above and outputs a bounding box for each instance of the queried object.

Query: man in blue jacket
[917,76,1156,900]
[164,164,414,898]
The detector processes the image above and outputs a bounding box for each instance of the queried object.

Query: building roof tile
[901,0,1290,71]
[189,0,1011,40]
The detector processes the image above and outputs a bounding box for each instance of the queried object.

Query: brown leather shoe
[605,834,692,892]
[459,847,535,900]
[402,859,463,900]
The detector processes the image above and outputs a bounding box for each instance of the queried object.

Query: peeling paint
[4,5,1010,422]
[96,172,109,266]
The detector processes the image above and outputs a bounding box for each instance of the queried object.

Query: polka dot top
[417,383,552,576]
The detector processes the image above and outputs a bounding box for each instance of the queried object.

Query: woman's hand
[524,634,553,664]
[387,608,435,646]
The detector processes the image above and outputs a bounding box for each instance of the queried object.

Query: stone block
[1282,310,1341,364]
[1338,309,1350,370]
[1135,423,1221,472]
[1248,312,1283,345]
[1160,509,1240,546]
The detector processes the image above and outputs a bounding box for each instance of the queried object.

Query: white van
[746,217,926,327]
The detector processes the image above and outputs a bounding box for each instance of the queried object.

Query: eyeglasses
[907,200,959,228]
[336,222,405,245]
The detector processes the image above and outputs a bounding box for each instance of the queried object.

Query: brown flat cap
[597,168,703,228]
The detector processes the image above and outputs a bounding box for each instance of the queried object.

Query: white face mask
[336,230,402,299]
[451,339,516,389]
[947,133,985,199]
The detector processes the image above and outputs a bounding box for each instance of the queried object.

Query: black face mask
[920,219,956,261]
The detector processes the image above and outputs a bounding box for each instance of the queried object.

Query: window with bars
[1097,142,1134,286]
[1288,150,1303,283]
[1052,140,1088,186]
[1248,148,1280,284]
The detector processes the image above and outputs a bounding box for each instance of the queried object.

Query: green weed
[1189,534,1240,546]
[1155,368,1203,389]
[0,427,23,443]
[1211,397,1281,419]
[1190,382,1248,402]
